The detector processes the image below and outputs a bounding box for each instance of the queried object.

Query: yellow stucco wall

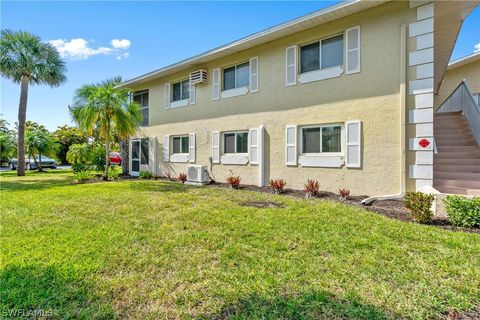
[129,1,415,196]
[437,59,480,107]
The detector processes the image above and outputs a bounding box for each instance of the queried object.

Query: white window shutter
[249,57,259,93]
[164,83,170,109]
[212,68,220,100]
[285,125,297,166]
[285,46,297,86]
[346,120,362,168]
[249,128,259,165]
[189,133,196,163]
[189,83,196,105]
[212,131,220,163]
[346,26,360,74]
[163,135,170,162]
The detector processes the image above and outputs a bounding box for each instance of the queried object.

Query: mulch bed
[209,182,480,235]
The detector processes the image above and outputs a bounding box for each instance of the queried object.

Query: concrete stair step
[434,129,471,136]
[434,111,462,117]
[434,117,467,124]
[434,171,480,180]
[434,164,480,173]
[435,138,476,146]
[434,151,480,159]
[437,146,480,153]
[434,123,469,129]
[434,185,480,196]
[434,158,480,165]
[434,179,480,189]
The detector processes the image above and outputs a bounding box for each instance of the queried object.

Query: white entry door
[131,139,140,176]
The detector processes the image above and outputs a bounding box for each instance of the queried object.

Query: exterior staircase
[433,111,480,195]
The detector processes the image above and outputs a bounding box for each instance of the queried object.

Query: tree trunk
[17,76,29,176]
[38,153,43,172]
[120,138,129,176]
[104,136,110,180]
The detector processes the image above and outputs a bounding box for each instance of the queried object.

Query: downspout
[362,24,407,205]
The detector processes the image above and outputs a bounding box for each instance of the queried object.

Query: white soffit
[119,0,388,87]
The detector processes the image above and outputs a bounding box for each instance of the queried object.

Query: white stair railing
[436,80,480,145]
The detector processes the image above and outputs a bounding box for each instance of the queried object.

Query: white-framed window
[301,124,342,154]
[223,62,249,90]
[172,135,189,154]
[133,90,149,127]
[223,131,248,154]
[172,80,190,102]
[300,34,344,74]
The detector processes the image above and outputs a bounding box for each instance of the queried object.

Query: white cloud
[111,39,131,49]
[48,38,131,60]
[474,42,480,53]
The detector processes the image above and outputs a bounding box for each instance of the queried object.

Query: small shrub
[226,176,241,189]
[269,179,287,194]
[338,188,351,200]
[404,192,434,224]
[304,179,320,198]
[72,163,90,174]
[444,196,480,228]
[165,172,172,180]
[75,170,93,182]
[177,173,187,183]
[108,166,120,180]
[139,170,153,179]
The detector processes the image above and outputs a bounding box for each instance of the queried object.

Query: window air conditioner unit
[187,165,209,184]
[189,70,207,85]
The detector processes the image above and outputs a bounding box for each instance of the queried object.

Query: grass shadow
[197,291,392,320]
[0,264,116,319]
[0,177,74,192]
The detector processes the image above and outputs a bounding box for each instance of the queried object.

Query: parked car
[110,152,122,165]
[9,156,57,170]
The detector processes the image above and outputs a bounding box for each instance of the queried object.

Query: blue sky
[1,1,479,131]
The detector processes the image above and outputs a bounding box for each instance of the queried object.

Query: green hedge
[443,196,480,228]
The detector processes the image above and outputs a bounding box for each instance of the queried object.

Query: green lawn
[1,171,479,319]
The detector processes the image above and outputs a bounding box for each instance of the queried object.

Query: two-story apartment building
[119,0,479,198]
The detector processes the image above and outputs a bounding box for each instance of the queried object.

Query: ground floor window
[223,131,248,154]
[301,125,342,154]
[172,135,189,154]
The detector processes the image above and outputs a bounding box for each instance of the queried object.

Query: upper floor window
[223,62,249,90]
[223,131,248,154]
[301,125,342,154]
[133,91,149,127]
[300,34,344,74]
[172,135,189,154]
[172,80,189,102]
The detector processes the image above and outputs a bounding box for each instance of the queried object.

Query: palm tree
[70,77,141,180]
[0,30,66,176]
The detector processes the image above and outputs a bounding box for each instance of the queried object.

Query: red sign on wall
[418,138,430,148]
